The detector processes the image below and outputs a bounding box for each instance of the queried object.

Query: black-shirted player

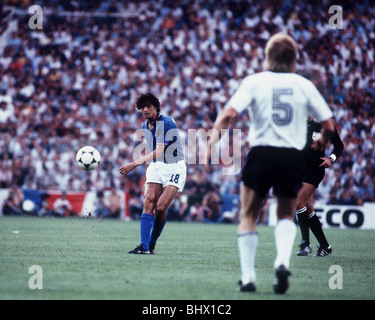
[296,117,344,257]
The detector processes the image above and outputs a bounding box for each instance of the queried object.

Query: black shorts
[241,146,305,199]
[302,161,325,188]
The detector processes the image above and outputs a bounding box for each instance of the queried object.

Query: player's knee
[155,202,167,214]
[295,199,306,210]
[144,194,157,210]
[306,203,314,213]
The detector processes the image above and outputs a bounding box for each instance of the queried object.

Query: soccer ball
[76,146,101,171]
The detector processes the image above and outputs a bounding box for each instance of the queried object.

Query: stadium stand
[0,0,374,220]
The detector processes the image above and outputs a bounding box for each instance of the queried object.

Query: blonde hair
[265,33,297,73]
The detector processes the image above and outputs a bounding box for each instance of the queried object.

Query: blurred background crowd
[0,0,374,221]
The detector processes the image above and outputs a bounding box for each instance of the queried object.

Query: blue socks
[140,213,166,251]
[150,219,166,249]
[140,213,154,251]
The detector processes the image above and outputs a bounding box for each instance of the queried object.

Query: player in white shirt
[206,33,335,294]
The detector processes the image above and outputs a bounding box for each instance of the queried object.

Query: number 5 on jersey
[272,88,293,126]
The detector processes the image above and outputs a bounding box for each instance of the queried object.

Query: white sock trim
[238,231,258,237]
[296,207,307,214]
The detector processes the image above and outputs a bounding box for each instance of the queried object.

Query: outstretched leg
[149,185,179,252]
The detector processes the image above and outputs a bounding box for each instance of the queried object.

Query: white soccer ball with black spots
[76,146,101,171]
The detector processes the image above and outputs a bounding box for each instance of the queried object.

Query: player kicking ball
[120,93,186,254]
[206,33,335,294]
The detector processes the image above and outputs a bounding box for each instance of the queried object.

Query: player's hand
[319,157,332,168]
[119,162,137,175]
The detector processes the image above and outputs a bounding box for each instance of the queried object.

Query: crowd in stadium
[0,0,374,220]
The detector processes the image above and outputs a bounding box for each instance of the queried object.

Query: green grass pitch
[0,216,374,300]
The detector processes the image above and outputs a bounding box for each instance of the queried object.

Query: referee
[296,117,344,257]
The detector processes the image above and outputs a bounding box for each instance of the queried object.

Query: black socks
[297,207,329,248]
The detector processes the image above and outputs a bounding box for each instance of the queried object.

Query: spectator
[316,174,333,203]
[52,192,74,217]
[187,201,205,222]
[129,194,143,220]
[94,190,110,218]
[2,183,23,216]
[167,194,189,221]
[337,188,356,205]
[202,187,222,223]
[0,162,12,187]
[107,186,121,219]
[38,193,54,217]
[0,101,14,123]
[340,153,354,173]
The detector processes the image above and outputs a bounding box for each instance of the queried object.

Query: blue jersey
[142,114,185,163]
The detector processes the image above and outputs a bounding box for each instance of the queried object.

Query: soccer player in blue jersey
[120,93,186,254]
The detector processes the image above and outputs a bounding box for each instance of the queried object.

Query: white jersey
[227,71,333,150]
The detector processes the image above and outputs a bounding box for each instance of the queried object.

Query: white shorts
[145,161,186,192]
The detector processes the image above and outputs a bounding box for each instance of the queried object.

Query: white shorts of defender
[145,160,186,192]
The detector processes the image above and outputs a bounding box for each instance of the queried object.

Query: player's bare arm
[205,106,238,167]
[119,144,165,175]
[213,106,238,139]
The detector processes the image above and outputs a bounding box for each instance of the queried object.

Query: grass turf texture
[0,216,374,300]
